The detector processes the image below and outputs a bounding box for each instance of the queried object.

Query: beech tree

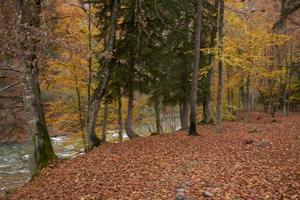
[15,0,56,175]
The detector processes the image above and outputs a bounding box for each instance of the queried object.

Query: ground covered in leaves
[6,113,300,199]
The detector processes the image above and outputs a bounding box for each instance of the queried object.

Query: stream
[0,116,181,195]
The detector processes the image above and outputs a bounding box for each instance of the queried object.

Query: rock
[175,188,185,200]
[202,191,214,198]
[256,140,272,148]
[21,154,29,161]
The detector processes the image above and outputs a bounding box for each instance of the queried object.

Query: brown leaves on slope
[7,114,300,200]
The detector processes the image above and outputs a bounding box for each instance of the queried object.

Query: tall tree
[189,0,203,136]
[86,0,120,149]
[202,0,218,124]
[16,0,56,175]
[215,0,224,133]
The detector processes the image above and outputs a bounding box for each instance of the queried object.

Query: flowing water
[0,116,180,196]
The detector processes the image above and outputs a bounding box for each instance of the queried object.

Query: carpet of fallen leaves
[6,113,300,200]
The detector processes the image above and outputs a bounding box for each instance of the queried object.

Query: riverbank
[5,113,300,199]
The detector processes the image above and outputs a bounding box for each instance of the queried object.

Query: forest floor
[5,113,300,200]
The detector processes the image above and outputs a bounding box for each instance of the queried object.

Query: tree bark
[86,0,120,150]
[125,86,139,139]
[117,89,123,142]
[244,76,251,123]
[203,0,218,124]
[215,0,224,133]
[189,0,203,136]
[87,4,92,104]
[154,98,162,134]
[73,65,87,152]
[16,0,56,176]
[181,99,189,130]
[101,100,109,142]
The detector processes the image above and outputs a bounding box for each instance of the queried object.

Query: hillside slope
[7,114,300,200]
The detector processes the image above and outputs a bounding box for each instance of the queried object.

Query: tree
[189,0,203,136]
[15,0,56,175]
[215,0,224,133]
[86,0,121,149]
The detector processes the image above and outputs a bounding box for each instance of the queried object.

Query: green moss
[32,120,57,176]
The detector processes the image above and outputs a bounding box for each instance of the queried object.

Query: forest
[0,0,299,199]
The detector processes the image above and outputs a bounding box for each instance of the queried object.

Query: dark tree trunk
[102,100,109,142]
[117,89,123,142]
[189,0,203,136]
[215,0,225,133]
[180,103,183,126]
[125,86,139,139]
[181,99,189,130]
[86,0,120,150]
[154,98,162,134]
[16,0,56,175]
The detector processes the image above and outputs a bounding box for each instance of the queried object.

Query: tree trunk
[86,0,120,150]
[16,0,56,176]
[244,76,250,123]
[180,103,183,126]
[226,67,232,113]
[125,86,139,139]
[215,0,225,133]
[73,65,87,152]
[154,98,162,134]
[87,4,92,104]
[203,0,218,124]
[117,90,123,142]
[102,100,109,142]
[189,0,203,136]
[181,99,189,130]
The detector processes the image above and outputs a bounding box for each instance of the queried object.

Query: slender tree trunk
[125,86,139,139]
[282,48,289,116]
[180,100,189,130]
[215,0,224,133]
[154,98,162,134]
[102,100,109,142]
[16,0,56,176]
[87,4,92,104]
[86,0,120,150]
[203,0,218,124]
[117,89,123,142]
[244,76,250,123]
[180,12,190,130]
[227,67,232,113]
[73,65,87,152]
[189,0,203,136]
[182,99,189,129]
[179,103,183,127]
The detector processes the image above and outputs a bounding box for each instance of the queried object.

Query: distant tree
[215,0,224,133]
